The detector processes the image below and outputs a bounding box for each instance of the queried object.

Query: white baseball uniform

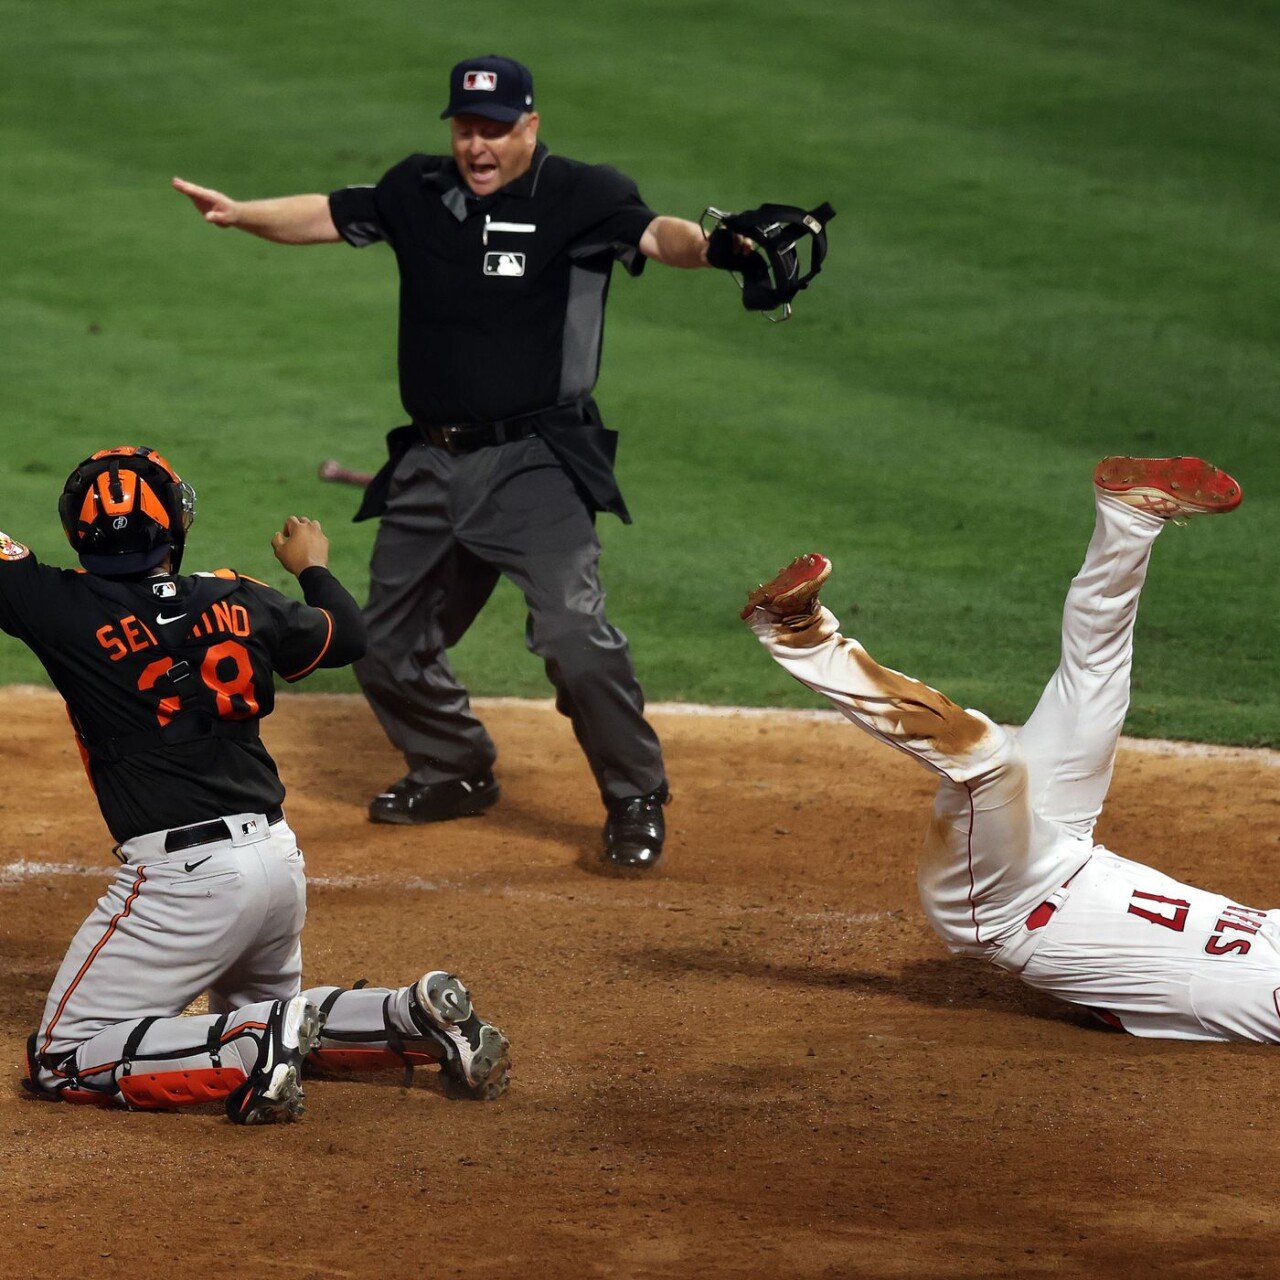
[749,493,1280,1042]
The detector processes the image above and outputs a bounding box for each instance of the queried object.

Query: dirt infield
[2,688,1278,1279]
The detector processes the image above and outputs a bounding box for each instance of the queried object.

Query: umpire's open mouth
[467,160,499,191]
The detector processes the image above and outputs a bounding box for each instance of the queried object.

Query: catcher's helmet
[58,446,196,576]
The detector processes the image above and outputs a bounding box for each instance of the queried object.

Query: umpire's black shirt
[329,145,656,518]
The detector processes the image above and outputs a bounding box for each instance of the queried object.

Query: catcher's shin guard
[307,981,441,1080]
[24,1001,314,1119]
[305,973,510,1100]
[119,1066,248,1109]
[24,1021,244,1109]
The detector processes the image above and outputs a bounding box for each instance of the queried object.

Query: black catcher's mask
[703,201,836,321]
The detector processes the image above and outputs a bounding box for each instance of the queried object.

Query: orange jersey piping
[282,608,334,682]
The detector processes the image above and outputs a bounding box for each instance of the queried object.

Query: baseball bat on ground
[318,459,374,488]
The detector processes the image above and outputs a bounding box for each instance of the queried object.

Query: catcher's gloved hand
[703,201,836,320]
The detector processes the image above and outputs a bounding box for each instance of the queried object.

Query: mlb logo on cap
[442,54,535,123]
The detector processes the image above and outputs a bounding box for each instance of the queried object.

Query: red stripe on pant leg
[73,1059,120,1078]
[40,867,148,1055]
[964,783,981,945]
[220,1021,267,1043]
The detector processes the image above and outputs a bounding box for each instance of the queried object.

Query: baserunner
[741,457,1280,1042]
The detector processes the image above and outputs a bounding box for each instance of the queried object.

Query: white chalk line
[483,697,1280,767]
[4,685,1275,764]
[0,858,887,927]
[0,859,105,885]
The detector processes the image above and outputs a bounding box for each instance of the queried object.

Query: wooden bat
[318,458,374,488]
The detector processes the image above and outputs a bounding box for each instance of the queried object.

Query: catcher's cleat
[368,771,499,825]
[1093,456,1242,520]
[740,553,832,621]
[409,972,511,1101]
[225,997,324,1126]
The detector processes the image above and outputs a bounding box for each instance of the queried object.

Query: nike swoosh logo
[184,855,213,873]
[156,612,187,626]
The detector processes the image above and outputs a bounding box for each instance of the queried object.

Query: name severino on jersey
[95,571,260,662]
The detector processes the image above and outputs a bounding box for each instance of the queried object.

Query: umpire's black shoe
[368,771,500,825]
[602,786,669,871]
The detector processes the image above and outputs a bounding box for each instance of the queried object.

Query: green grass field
[2,0,1277,744]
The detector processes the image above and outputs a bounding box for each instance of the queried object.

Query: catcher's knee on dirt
[24,1004,277,1109]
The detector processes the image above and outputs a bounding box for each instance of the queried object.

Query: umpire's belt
[421,418,540,454]
[162,805,285,855]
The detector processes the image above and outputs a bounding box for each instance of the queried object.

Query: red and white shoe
[741,553,832,620]
[1093,456,1242,520]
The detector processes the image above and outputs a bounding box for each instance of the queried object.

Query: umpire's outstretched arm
[172,177,341,244]
[172,176,755,264]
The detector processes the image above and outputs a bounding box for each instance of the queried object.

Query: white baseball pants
[750,494,1280,1042]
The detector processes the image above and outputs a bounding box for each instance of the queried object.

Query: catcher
[8,446,509,1123]
[741,456,1280,1042]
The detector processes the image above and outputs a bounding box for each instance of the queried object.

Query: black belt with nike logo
[163,805,285,854]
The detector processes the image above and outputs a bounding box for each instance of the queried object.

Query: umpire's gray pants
[354,436,666,804]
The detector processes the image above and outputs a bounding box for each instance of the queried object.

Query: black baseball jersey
[328,143,657,427]
[0,533,353,842]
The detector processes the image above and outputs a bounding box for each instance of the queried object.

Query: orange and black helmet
[58,446,197,576]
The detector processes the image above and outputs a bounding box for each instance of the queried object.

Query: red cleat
[741,553,832,620]
[1093,456,1242,520]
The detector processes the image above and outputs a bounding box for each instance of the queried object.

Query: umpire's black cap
[441,55,535,123]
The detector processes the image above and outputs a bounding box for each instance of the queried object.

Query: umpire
[174,54,749,871]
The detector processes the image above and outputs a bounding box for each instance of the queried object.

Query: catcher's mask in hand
[702,201,836,321]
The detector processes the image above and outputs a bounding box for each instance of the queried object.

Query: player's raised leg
[1017,457,1242,843]
[742,556,1081,960]
[742,556,1006,782]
